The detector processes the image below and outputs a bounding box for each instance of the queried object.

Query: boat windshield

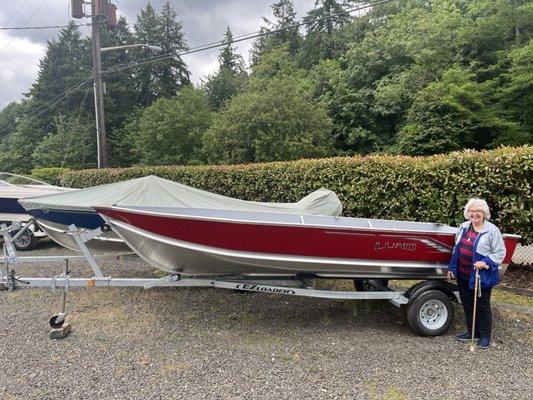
[0,172,52,187]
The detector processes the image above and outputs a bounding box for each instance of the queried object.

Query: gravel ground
[1,241,532,400]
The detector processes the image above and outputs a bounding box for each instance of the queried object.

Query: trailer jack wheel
[49,313,66,329]
[406,289,454,336]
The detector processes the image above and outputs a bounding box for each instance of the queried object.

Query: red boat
[94,206,520,279]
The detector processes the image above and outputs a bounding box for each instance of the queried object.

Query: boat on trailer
[0,172,70,250]
[94,205,520,279]
[0,208,521,337]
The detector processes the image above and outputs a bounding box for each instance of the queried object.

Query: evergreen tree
[155,0,190,97]
[26,22,91,132]
[204,27,247,110]
[218,27,245,74]
[133,1,190,105]
[250,0,302,66]
[99,16,139,165]
[300,0,358,67]
[133,2,161,107]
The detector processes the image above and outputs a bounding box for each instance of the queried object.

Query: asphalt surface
[0,241,531,400]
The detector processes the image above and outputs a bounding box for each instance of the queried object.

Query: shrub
[31,167,70,185]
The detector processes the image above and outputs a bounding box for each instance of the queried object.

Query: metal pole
[91,0,107,168]
[60,259,70,315]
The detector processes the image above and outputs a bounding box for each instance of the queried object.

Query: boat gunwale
[97,205,520,239]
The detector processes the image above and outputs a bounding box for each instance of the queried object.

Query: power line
[0,0,48,52]
[0,23,91,31]
[1,0,397,142]
[102,0,397,76]
[0,76,93,141]
[3,0,31,27]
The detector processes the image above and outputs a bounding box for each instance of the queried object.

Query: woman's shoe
[477,337,490,349]
[455,332,479,342]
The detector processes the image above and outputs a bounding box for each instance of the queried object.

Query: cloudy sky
[0,0,314,110]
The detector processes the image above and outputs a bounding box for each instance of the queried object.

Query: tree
[299,0,358,67]
[202,73,333,164]
[203,27,248,110]
[133,1,190,106]
[218,27,246,74]
[133,2,161,106]
[130,86,212,165]
[491,40,533,144]
[155,0,190,97]
[99,16,141,165]
[0,114,44,173]
[32,115,96,169]
[26,22,91,133]
[250,0,302,65]
[395,67,520,155]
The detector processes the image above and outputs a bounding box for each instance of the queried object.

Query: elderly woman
[447,198,506,349]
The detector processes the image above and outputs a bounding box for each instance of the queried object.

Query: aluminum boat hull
[35,218,131,253]
[95,206,520,278]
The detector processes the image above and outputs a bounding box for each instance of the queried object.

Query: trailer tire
[406,289,453,336]
[13,229,37,251]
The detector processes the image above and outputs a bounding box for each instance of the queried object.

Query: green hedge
[60,146,532,242]
[31,167,70,185]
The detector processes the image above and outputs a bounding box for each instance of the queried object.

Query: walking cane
[470,270,481,352]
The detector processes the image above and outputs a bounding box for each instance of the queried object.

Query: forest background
[0,0,531,173]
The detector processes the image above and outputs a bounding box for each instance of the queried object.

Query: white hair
[463,198,491,220]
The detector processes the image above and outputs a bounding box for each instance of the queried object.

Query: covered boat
[94,205,521,279]
[0,173,71,250]
[0,173,69,223]
[19,175,343,252]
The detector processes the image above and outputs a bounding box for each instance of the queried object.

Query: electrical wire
[0,76,93,141]
[57,79,93,177]
[3,0,31,27]
[101,0,397,76]
[0,0,397,142]
[0,23,91,30]
[0,0,48,52]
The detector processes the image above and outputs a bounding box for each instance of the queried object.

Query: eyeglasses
[468,209,484,214]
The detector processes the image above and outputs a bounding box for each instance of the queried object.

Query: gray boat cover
[19,175,343,216]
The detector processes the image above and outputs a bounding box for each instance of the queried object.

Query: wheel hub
[419,299,448,330]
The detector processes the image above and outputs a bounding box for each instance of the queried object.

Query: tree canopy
[0,0,531,173]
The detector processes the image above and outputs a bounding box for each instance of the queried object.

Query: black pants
[457,277,492,339]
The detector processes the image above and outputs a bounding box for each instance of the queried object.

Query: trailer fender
[404,280,458,303]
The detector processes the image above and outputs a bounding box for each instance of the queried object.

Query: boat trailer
[1,222,459,338]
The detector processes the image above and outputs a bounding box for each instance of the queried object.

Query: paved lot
[1,242,532,400]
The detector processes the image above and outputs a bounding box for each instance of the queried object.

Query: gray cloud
[0,0,313,109]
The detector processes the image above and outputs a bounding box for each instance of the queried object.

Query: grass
[365,381,407,400]
[492,290,533,308]
[160,362,191,378]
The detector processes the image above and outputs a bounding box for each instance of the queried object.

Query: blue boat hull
[29,209,105,230]
[29,209,131,253]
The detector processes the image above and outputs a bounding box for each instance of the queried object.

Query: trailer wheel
[13,230,37,251]
[406,289,453,336]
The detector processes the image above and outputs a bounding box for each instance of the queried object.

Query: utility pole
[91,0,107,168]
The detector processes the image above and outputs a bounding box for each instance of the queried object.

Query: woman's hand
[447,271,455,280]
[474,261,488,270]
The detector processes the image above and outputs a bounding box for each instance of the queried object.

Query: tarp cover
[19,175,343,216]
